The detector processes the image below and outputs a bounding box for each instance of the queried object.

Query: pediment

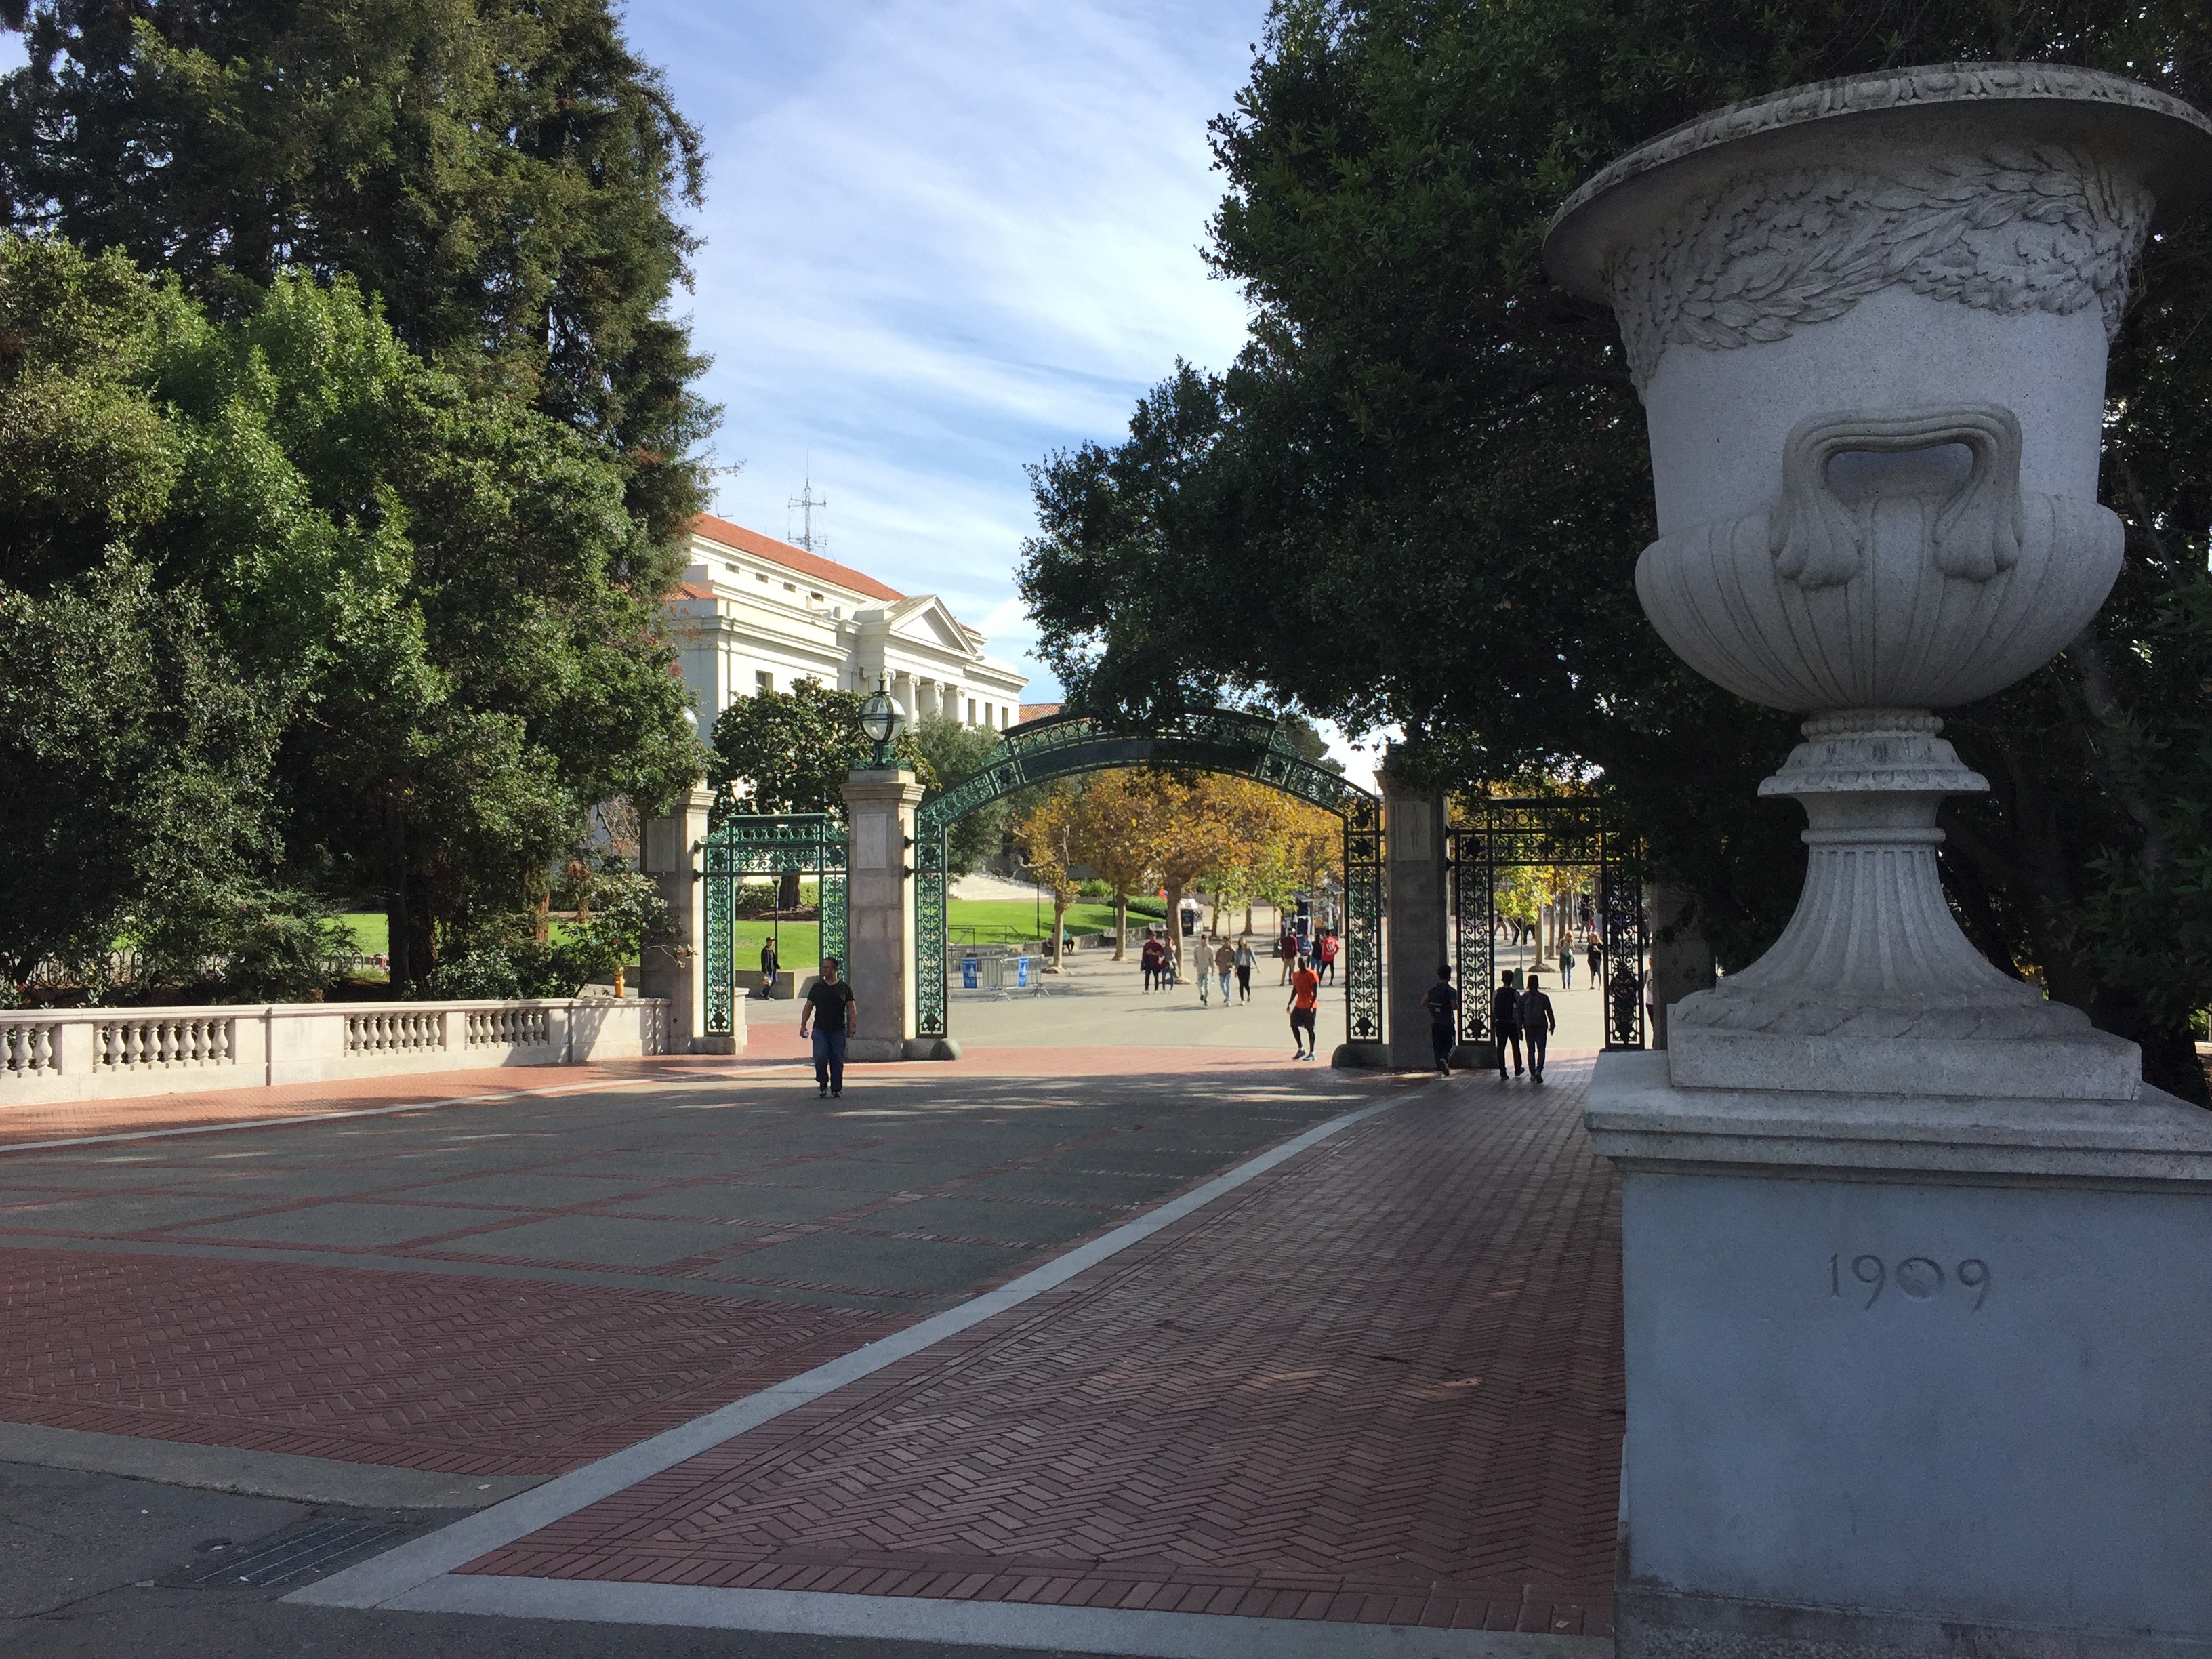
[886,595,981,656]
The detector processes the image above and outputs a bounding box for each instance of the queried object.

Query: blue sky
[623,0,1272,703]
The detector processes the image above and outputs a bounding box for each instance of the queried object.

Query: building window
[756,571,769,583]
[755,670,773,695]
[783,581,796,592]
[808,591,823,604]
[967,698,977,724]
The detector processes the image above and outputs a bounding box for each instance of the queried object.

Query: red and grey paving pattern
[455,1065,1622,1637]
[1,1058,1389,1477]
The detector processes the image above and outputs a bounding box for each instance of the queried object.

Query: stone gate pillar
[641,787,730,1054]
[1378,760,1450,1071]
[842,766,924,1061]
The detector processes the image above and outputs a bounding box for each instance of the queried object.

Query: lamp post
[857,674,903,769]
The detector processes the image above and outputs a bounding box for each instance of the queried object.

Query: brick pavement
[0,1251,909,1476]
[0,1061,1386,1479]
[457,1062,1623,1636]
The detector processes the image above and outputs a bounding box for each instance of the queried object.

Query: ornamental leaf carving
[1602,144,2153,388]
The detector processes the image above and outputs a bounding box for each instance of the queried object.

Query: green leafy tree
[1019,0,2212,1101]
[0,0,714,548]
[0,232,701,998]
[708,680,930,819]
[914,712,1010,876]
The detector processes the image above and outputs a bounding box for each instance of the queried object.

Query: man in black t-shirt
[799,956,858,1098]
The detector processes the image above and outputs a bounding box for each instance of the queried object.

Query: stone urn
[1544,64,2212,1100]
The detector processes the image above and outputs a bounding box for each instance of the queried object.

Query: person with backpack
[1317,929,1340,985]
[1520,972,1558,1083]
[1491,970,1523,1079]
[759,937,779,1000]
[1278,924,1298,985]
[1421,965,1462,1078]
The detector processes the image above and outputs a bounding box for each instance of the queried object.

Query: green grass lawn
[336,899,1157,975]
[337,912,387,957]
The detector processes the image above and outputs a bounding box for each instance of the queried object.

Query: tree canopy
[0,0,716,1000]
[1018,0,2212,1098]
[709,680,928,819]
[0,0,714,548]
[0,233,701,998]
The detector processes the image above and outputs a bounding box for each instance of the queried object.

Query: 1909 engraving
[1832,1253,1990,1310]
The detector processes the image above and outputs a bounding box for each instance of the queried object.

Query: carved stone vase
[1545,64,2212,1100]
[1544,68,2212,1659]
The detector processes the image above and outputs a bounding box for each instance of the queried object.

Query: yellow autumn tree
[1064,771,1162,961]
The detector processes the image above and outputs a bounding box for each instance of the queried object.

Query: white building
[668,514,1029,735]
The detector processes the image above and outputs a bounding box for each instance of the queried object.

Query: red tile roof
[1019,703,1064,723]
[689,514,905,603]
[674,581,714,600]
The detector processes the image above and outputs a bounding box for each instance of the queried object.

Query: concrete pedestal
[1379,766,1450,1071]
[1589,1052,2212,1658]
[640,788,722,1054]
[841,768,924,1062]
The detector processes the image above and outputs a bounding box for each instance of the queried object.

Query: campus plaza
[0,901,1622,1659]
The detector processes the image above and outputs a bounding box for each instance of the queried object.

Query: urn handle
[1769,404,2025,589]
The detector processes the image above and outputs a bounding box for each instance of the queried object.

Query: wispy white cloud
[624,0,1269,694]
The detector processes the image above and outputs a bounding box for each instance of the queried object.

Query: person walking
[1140,933,1161,991]
[1586,937,1603,989]
[1278,924,1298,985]
[1214,937,1235,1005]
[1421,966,1461,1078]
[758,937,779,1000]
[1491,970,1523,1079]
[1558,941,1574,989]
[1233,936,1255,1003]
[1197,935,1212,1004]
[1287,953,1321,1059]
[798,956,857,1099]
[1520,971,1557,1083]
[1317,929,1340,985]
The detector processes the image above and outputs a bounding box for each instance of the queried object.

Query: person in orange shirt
[1287,953,1322,1060]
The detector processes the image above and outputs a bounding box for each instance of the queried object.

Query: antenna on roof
[787,459,828,554]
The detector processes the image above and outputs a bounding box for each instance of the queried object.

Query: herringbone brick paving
[0,1250,914,1475]
[1,1059,1384,1475]
[461,1063,1624,1635]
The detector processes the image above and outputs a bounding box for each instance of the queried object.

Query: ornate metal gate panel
[914,710,1382,1046]
[701,813,849,1045]
[1448,800,1646,1051]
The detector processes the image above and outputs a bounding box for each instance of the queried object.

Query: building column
[842,766,926,1061]
[641,787,737,1054]
[1378,759,1450,1071]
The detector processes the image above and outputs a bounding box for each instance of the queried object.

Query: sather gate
[912,710,1383,1052]
[1448,798,1647,1052]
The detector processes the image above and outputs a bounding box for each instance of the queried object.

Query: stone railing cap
[1546,61,2212,302]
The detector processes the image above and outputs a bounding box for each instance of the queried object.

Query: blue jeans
[811,1026,847,1093]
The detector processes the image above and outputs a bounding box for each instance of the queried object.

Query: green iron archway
[914,710,1383,1048]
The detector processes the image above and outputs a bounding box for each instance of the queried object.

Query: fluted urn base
[1668,710,2139,1100]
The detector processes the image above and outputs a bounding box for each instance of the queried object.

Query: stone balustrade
[0,996,696,1109]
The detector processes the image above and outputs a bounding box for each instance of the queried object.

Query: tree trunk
[1050,897,1068,970]
[1164,880,1185,975]
[1113,892,1128,961]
